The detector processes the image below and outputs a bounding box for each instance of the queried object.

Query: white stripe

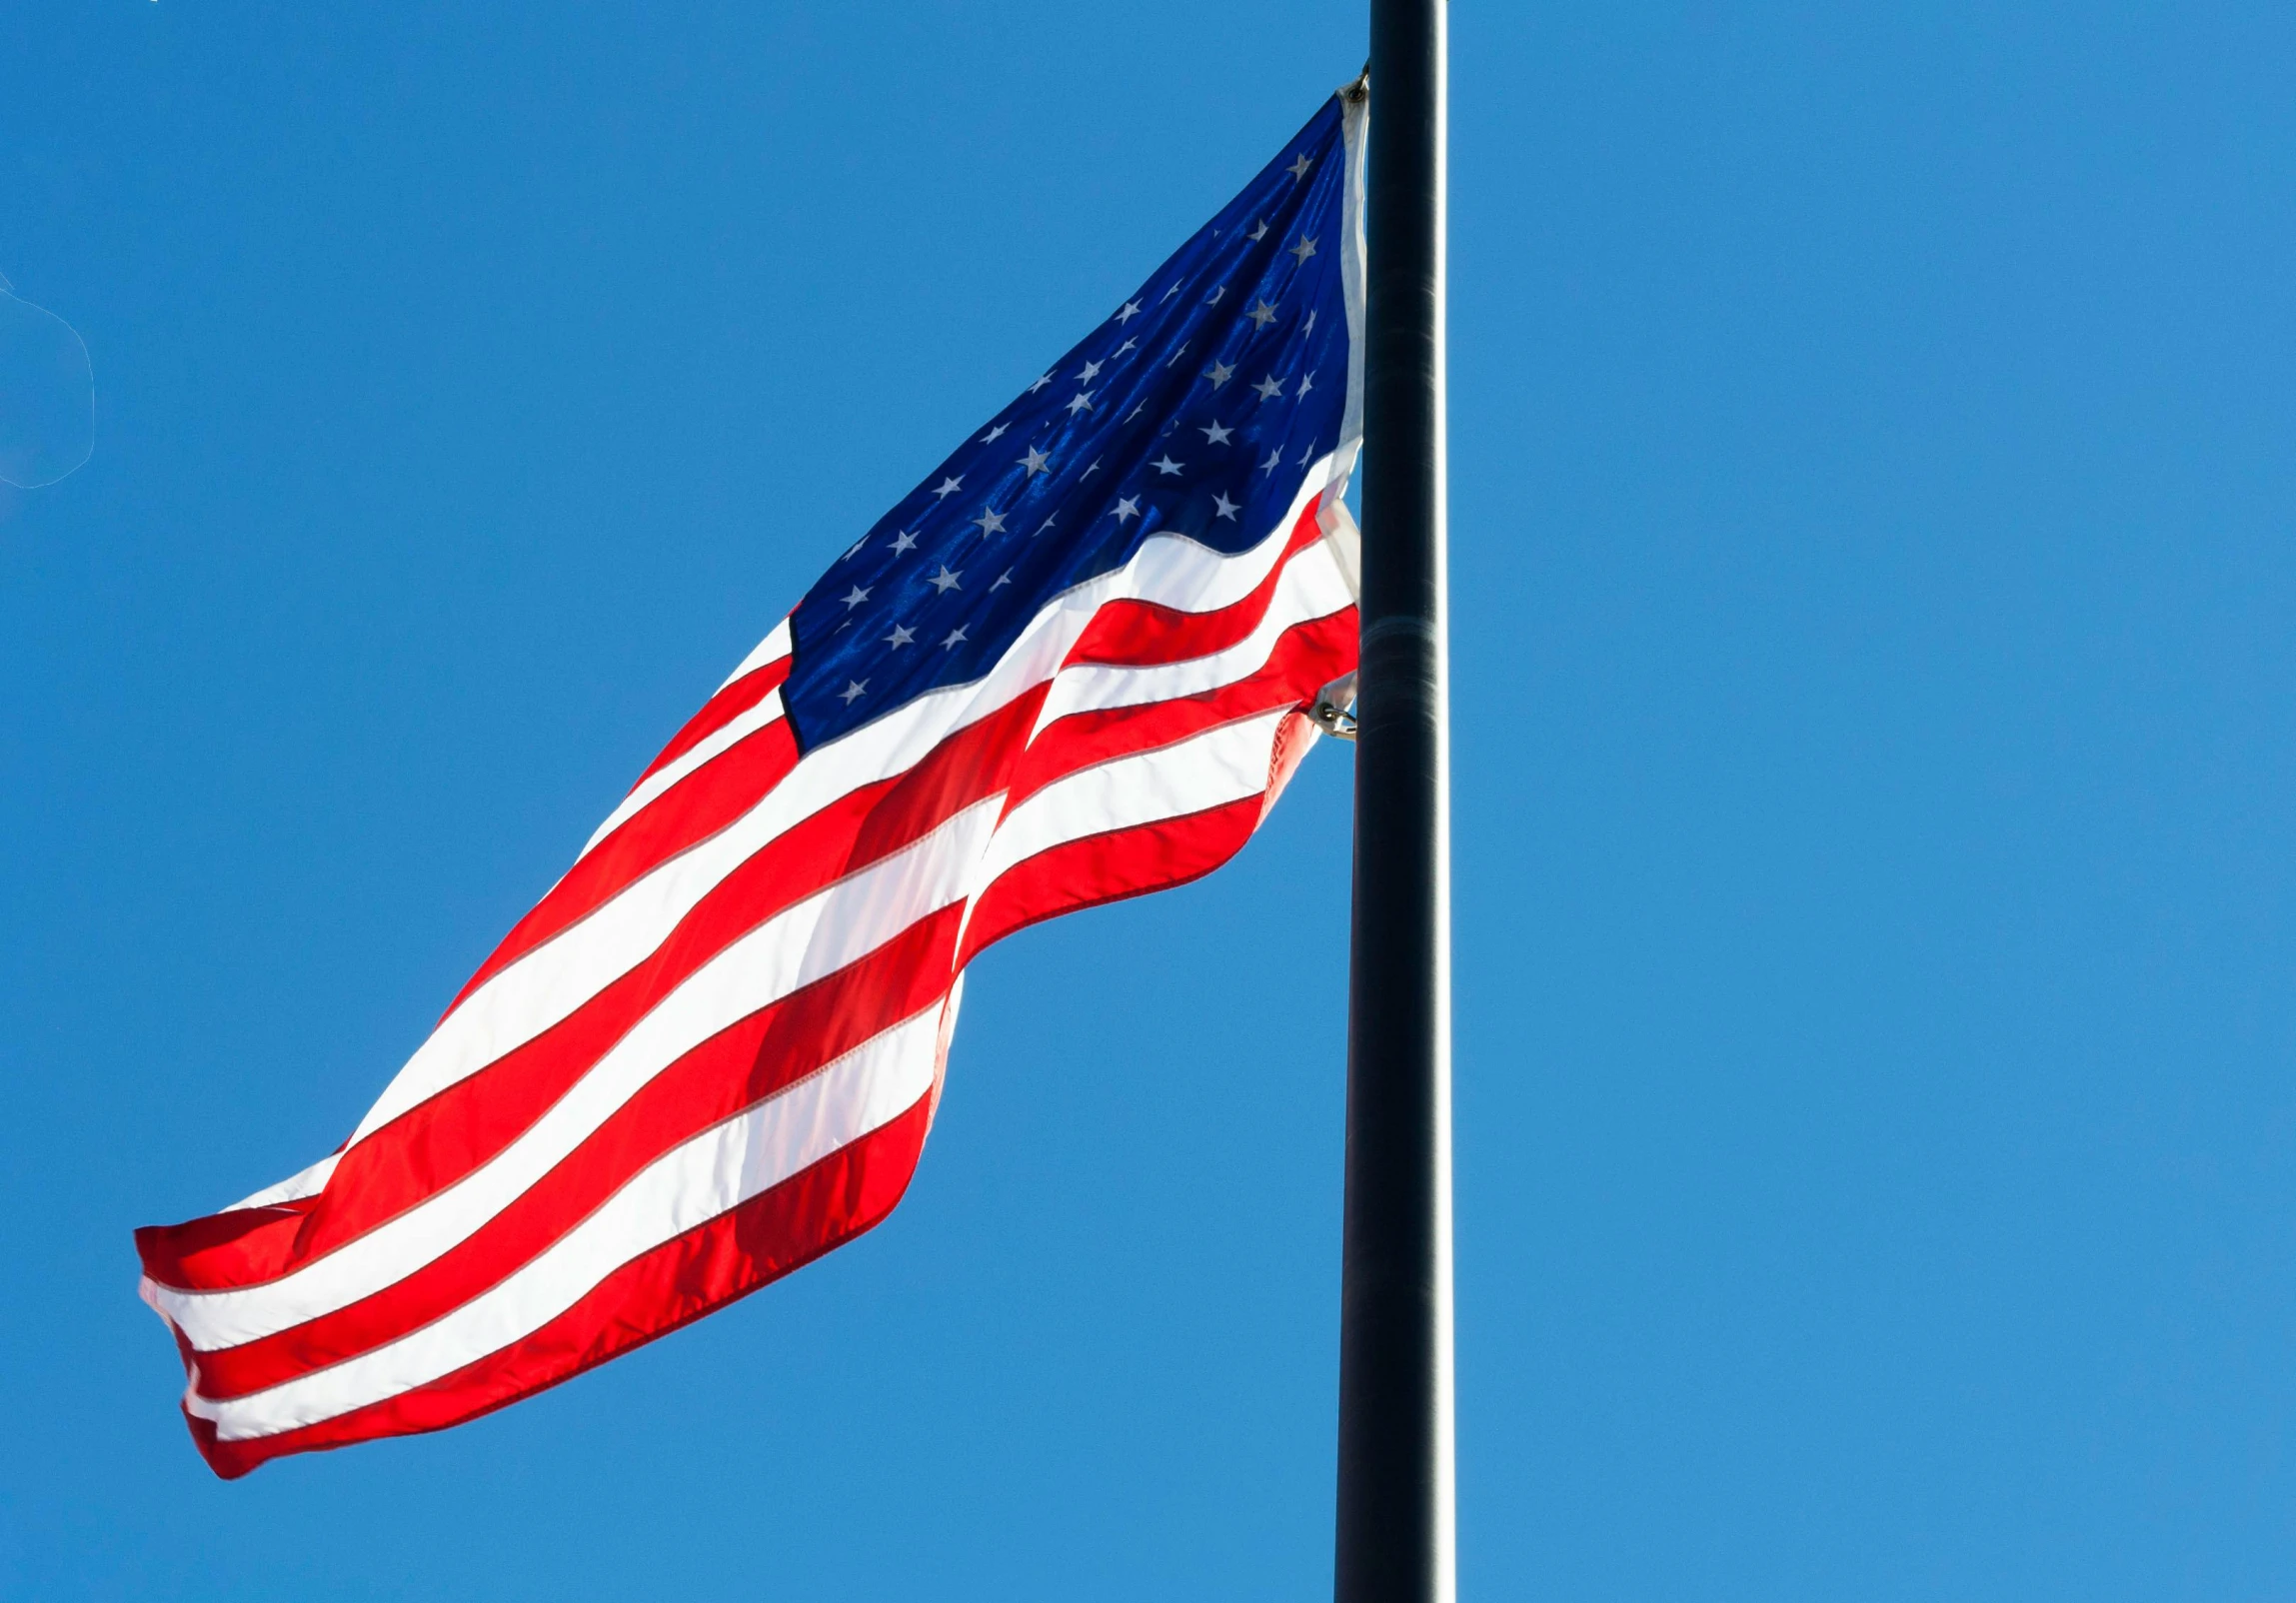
[1035,540,1351,729]
[155,797,999,1349]
[715,618,792,695]
[581,690,787,858]
[227,1150,343,1213]
[1336,88,1368,507]
[332,465,1337,1156]
[187,1007,943,1439]
[971,706,1294,896]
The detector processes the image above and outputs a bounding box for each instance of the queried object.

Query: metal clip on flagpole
[1336,4,1454,1603]
[1312,673,1360,742]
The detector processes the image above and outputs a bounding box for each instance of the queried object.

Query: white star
[1115,299,1143,324]
[1206,360,1234,389]
[843,537,867,561]
[981,423,1010,443]
[929,565,962,593]
[1078,359,1104,382]
[1083,457,1104,478]
[1124,400,1147,422]
[1304,311,1317,336]
[1019,446,1051,477]
[1115,338,1138,357]
[841,585,872,610]
[1252,375,1285,402]
[890,529,920,555]
[972,506,1008,536]
[1298,444,1316,465]
[839,680,868,705]
[1160,283,1182,302]
[1213,492,1240,521]
[933,476,963,499]
[1152,454,1184,477]
[1248,219,1269,242]
[1027,372,1054,393]
[1066,390,1096,416]
[1290,235,1319,264]
[1036,515,1058,534]
[1287,154,1313,182]
[1199,420,1233,445]
[884,624,916,649]
[992,570,1013,590]
[1113,496,1142,524]
[1205,285,1226,306]
[1297,372,1315,398]
[1247,299,1278,329]
[1259,449,1283,476]
[942,626,968,650]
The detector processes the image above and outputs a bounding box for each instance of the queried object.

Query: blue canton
[783,98,1352,751]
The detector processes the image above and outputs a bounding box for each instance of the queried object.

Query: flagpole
[1336,3,1453,1602]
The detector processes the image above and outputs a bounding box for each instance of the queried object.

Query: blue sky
[6,3,2296,1598]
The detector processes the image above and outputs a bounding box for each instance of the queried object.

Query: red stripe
[446,719,803,1015]
[135,1199,321,1297]
[1065,495,1330,670]
[193,910,961,1399]
[846,686,1045,869]
[636,655,792,787]
[1004,608,1357,818]
[183,1093,935,1479]
[961,794,1267,968]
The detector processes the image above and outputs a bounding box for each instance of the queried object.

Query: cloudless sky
[7,3,2296,1598]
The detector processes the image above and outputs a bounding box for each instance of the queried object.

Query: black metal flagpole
[1335,3,1453,1602]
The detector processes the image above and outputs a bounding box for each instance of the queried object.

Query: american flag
[136,90,1366,1478]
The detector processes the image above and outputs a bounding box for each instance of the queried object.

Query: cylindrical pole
[1336,4,1453,1603]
